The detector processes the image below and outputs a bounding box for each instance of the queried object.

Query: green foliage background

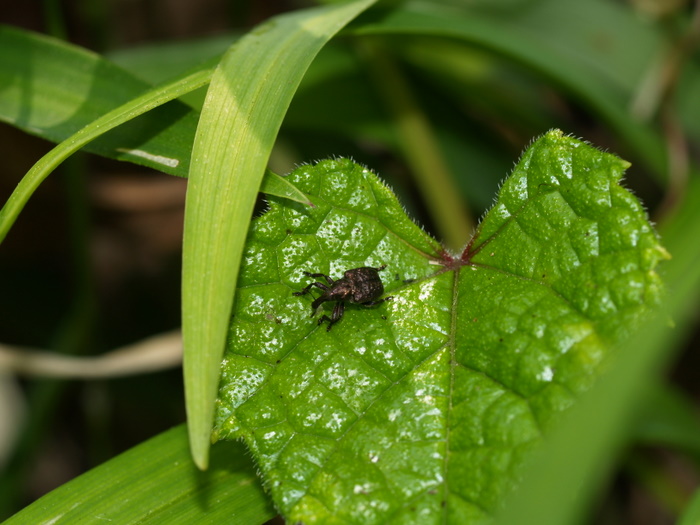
[1,1,699,524]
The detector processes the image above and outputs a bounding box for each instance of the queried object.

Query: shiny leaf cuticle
[216,132,667,523]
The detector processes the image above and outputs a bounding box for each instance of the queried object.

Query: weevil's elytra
[293,265,393,331]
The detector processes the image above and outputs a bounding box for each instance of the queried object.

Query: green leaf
[0,23,312,240]
[2,425,274,525]
[0,64,211,244]
[496,171,700,525]
[0,24,203,176]
[181,0,377,470]
[214,130,668,523]
[107,33,233,86]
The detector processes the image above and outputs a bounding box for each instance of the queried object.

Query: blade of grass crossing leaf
[0,67,213,245]
[2,425,274,524]
[181,0,376,470]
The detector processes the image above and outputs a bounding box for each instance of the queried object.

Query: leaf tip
[187,422,211,470]
[546,128,565,139]
[657,245,672,261]
[191,446,210,471]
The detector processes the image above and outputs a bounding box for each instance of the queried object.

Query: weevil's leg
[362,296,393,307]
[311,295,329,310]
[318,302,344,331]
[293,281,330,296]
[302,271,334,285]
[325,302,345,331]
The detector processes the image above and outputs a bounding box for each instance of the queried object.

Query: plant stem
[359,38,474,252]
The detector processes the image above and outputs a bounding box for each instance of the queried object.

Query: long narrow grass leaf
[182,0,376,470]
[3,425,274,524]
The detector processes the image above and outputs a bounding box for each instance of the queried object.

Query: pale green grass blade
[3,425,274,524]
[0,67,212,245]
[182,0,376,470]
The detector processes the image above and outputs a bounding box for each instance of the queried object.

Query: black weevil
[294,265,393,331]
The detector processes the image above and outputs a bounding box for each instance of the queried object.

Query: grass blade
[182,0,376,470]
[2,425,273,524]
